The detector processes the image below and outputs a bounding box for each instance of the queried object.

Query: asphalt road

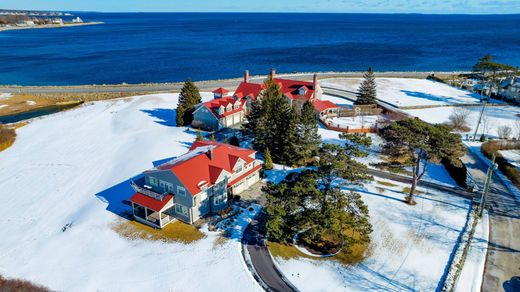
[0,71,450,95]
[461,151,520,292]
[242,212,297,292]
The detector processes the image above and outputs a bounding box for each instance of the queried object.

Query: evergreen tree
[296,101,321,163]
[380,118,466,205]
[176,79,202,126]
[196,128,203,141]
[264,147,273,170]
[229,135,240,147]
[244,79,300,165]
[355,67,377,105]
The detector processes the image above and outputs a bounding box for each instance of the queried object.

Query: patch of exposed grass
[268,241,314,260]
[0,124,17,152]
[213,234,230,248]
[112,219,206,244]
[375,180,398,187]
[0,274,50,292]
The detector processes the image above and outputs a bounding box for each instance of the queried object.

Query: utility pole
[479,154,497,217]
[473,100,487,141]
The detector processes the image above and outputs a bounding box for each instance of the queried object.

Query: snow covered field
[0,93,262,292]
[499,149,520,168]
[329,115,379,129]
[273,178,473,291]
[321,78,485,108]
[321,93,354,107]
[404,105,520,138]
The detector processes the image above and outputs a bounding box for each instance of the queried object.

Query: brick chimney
[244,70,250,83]
[313,74,318,90]
[270,68,276,79]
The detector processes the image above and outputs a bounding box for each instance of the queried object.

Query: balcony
[130,180,169,201]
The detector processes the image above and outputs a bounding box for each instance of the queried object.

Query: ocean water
[0,13,519,86]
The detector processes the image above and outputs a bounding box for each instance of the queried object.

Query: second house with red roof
[191,69,328,131]
[129,141,262,228]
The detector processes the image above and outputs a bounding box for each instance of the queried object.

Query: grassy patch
[112,219,206,244]
[268,241,314,260]
[375,180,398,187]
[0,274,50,292]
[0,123,17,152]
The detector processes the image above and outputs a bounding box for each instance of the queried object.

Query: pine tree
[264,147,273,170]
[355,67,377,105]
[196,128,203,141]
[210,134,216,142]
[297,101,321,163]
[176,79,202,126]
[230,135,240,147]
[246,78,300,165]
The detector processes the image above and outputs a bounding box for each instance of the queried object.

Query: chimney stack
[270,68,276,79]
[244,70,250,83]
[313,74,318,89]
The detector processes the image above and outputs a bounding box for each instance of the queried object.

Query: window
[167,184,175,193]
[177,186,186,197]
[149,177,157,186]
[214,194,227,206]
[236,165,243,173]
[175,204,189,217]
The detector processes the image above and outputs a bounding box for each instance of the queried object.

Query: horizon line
[2,9,520,15]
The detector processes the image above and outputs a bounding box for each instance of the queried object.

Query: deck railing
[130,181,169,201]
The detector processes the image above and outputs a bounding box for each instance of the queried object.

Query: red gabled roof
[227,164,262,187]
[313,100,338,113]
[233,78,316,102]
[273,78,316,101]
[212,87,229,94]
[150,141,257,196]
[234,82,265,100]
[202,96,246,119]
[130,193,174,212]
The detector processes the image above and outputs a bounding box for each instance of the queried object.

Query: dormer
[226,103,232,112]
[218,105,225,115]
[233,100,240,109]
[299,86,307,96]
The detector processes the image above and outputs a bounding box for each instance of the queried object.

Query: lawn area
[112,219,206,244]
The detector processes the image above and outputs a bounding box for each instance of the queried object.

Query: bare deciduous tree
[497,125,512,140]
[448,107,472,131]
[514,119,520,140]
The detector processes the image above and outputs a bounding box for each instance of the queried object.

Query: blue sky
[2,0,519,14]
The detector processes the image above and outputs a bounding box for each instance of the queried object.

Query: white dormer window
[234,101,240,109]
[218,106,225,115]
[299,86,307,95]
[226,103,232,112]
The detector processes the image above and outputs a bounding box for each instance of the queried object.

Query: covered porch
[130,192,176,229]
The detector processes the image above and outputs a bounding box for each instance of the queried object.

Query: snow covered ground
[0,92,11,99]
[26,100,36,106]
[321,93,354,107]
[0,92,262,292]
[320,78,486,108]
[404,105,520,138]
[0,104,7,109]
[273,178,473,291]
[499,149,520,168]
[329,115,379,129]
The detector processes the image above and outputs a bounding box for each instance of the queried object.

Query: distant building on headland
[72,17,83,23]
[499,76,520,102]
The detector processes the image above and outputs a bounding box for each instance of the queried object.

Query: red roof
[202,96,246,119]
[233,82,265,100]
[130,193,174,212]
[233,78,316,102]
[313,100,338,113]
[150,141,257,196]
[212,87,229,94]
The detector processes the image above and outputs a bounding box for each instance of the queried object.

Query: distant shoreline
[0,22,104,32]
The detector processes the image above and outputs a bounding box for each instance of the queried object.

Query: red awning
[130,193,174,212]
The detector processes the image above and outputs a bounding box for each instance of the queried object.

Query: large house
[192,69,325,131]
[499,76,520,102]
[129,141,262,228]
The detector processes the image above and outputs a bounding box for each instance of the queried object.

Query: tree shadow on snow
[400,90,463,105]
[141,108,177,127]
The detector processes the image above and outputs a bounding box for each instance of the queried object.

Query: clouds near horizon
[1,0,519,14]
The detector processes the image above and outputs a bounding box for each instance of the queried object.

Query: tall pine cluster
[355,67,377,105]
[176,79,202,127]
[244,78,320,166]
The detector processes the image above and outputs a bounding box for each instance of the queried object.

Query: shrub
[0,274,50,292]
[441,157,468,189]
[0,124,16,151]
[481,140,520,188]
